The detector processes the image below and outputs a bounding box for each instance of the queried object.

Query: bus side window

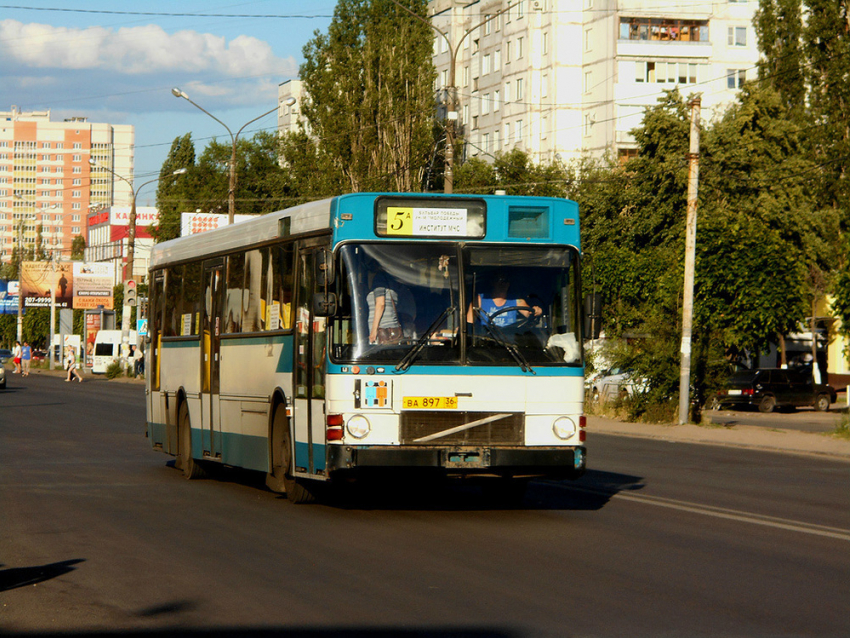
[243,249,264,333]
[271,244,295,331]
[164,265,183,337]
[184,261,203,336]
[225,253,245,334]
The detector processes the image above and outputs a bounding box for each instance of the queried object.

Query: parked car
[590,367,646,402]
[31,349,46,361]
[0,348,12,364]
[0,363,5,389]
[714,368,836,413]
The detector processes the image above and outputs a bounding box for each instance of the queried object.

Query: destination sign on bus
[375,196,486,238]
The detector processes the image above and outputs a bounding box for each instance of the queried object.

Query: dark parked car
[0,348,12,364]
[714,368,837,413]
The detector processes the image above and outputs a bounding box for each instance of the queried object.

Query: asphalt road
[2,373,849,637]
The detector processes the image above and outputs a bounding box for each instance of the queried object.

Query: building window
[72,203,81,210]
[584,115,592,137]
[516,1,525,18]
[73,154,81,162]
[494,49,501,71]
[484,14,491,35]
[728,26,747,46]
[463,104,470,125]
[506,41,511,63]
[482,93,490,115]
[620,17,709,42]
[463,66,469,86]
[505,122,511,144]
[543,32,549,55]
[727,68,746,88]
[585,29,592,52]
[72,191,81,198]
[494,129,500,150]
[505,81,512,102]
[483,133,490,153]
[73,142,81,149]
[441,69,448,88]
[516,78,524,101]
[483,53,491,75]
[542,75,548,98]
[516,119,523,141]
[517,37,524,58]
[584,71,592,93]
[494,89,501,111]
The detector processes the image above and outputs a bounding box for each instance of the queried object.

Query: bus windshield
[331,243,582,368]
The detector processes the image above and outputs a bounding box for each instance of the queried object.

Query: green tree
[289,0,436,194]
[153,133,196,242]
[71,235,86,260]
[754,0,806,118]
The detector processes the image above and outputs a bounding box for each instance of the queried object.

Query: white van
[92,330,138,374]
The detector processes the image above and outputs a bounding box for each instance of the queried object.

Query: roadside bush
[105,360,123,379]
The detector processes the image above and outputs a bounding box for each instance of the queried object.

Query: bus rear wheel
[178,402,204,479]
[267,404,315,504]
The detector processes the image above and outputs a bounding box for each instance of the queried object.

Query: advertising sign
[0,280,17,315]
[180,212,255,236]
[21,261,74,308]
[85,312,101,367]
[73,262,115,310]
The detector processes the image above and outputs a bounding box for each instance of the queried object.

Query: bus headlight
[346,415,371,439]
[553,416,577,440]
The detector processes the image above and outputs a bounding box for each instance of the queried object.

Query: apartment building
[430,0,760,164]
[0,107,134,263]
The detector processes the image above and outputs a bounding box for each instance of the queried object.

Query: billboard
[21,261,74,308]
[0,280,18,315]
[73,262,115,310]
[181,212,255,236]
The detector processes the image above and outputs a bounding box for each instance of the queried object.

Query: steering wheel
[486,305,543,328]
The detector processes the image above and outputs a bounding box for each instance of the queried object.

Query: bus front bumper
[327,444,586,479]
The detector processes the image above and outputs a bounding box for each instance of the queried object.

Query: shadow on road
[176,462,644,512]
[0,627,518,638]
[0,559,85,593]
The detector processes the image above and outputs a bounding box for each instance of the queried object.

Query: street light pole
[387,0,516,193]
[88,161,187,367]
[171,88,293,224]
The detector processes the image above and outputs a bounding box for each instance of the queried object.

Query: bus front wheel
[178,402,204,479]
[267,404,315,504]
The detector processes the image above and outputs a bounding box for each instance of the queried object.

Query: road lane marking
[566,485,850,542]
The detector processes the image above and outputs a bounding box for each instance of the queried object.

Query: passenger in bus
[467,272,541,328]
[367,271,403,344]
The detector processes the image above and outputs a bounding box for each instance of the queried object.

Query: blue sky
[1,1,337,204]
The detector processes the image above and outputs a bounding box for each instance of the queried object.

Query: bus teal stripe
[327,364,583,377]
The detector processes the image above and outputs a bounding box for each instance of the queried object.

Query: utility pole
[678,95,701,425]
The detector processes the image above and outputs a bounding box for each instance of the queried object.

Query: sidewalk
[14,364,146,384]
[588,415,850,461]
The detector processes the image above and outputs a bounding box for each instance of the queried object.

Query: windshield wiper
[472,307,535,374]
[395,306,457,372]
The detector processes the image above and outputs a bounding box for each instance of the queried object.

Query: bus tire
[178,401,204,480]
[268,404,315,504]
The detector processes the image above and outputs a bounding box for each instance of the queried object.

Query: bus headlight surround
[346,415,371,439]
[553,416,577,440]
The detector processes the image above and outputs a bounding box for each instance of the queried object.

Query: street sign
[137,318,148,337]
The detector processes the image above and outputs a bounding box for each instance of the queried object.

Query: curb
[587,416,850,462]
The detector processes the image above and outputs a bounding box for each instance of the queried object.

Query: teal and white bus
[146,193,586,502]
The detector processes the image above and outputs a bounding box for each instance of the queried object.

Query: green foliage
[288,0,436,194]
[455,149,569,197]
[70,235,86,260]
[105,360,123,379]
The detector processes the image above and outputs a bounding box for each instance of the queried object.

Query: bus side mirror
[312,292,337,317]
[583,293,602,340]
[315,249,335,286]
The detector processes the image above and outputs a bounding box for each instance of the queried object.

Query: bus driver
[467,272,542,327]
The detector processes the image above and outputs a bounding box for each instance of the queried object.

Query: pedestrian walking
[133,344,145,377]
[12,341,22,374]
[21,341,32,377]
[65,346,83,383]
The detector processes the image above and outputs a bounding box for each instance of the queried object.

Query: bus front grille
[400,412,524,445]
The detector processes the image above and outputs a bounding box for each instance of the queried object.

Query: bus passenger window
[225,253,245,334]
[164,265,183,337]
[183,262,203,336]
[270,244,294,330]
[243,249,264,333]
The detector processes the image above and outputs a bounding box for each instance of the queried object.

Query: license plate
[727,389,742,396]
[403,396,458,410]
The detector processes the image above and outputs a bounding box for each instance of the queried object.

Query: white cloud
[0,19,297,77]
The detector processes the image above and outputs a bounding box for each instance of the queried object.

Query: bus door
[202,259,225,459]
[293,241,330,476]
